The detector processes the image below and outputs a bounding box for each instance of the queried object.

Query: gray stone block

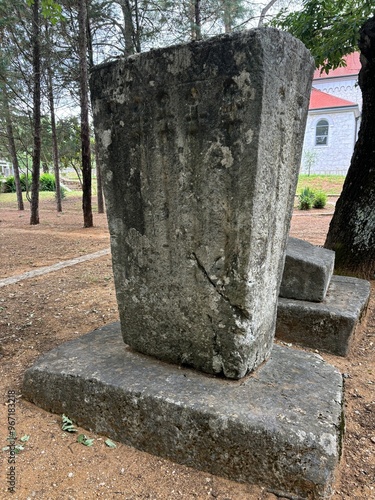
[90,29,314,379]
[280,237,335,302]
[277,275,371,356]
[23,323,343,500]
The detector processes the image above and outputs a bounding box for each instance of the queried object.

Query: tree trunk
[121,0,136,56]
[324,16,375,280]
[194,0,202,40]
[4,92,24,211]
[47,63,62,212]
[72,164,83,187]
[78,0,93,227]
[30,0,41,225]
[258,0,278,27]
[222,0,233,33]
[134,0,141,53]
[87,14,104,214]
[190,0,201,40]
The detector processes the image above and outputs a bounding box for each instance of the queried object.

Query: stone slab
[90,28,314,379]
[280,237,335,302]
[277,275,371,356]
[23,323,343,499]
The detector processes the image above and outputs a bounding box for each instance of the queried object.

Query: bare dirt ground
[0,195,374,500]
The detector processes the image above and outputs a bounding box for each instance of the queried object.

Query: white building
[0,160,13,177]
[301,53,361,175]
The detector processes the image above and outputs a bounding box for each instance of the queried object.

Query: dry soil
[0,195,374,499]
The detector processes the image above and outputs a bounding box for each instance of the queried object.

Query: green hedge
[39,173,56,191]
[2,173,55,193]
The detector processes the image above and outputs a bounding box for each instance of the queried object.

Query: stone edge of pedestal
[276,275,371,356]
[23,324,344,500]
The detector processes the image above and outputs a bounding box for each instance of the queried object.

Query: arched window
[315,119,329,146]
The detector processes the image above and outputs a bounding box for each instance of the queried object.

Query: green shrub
[20,173,31,191]
[298,187,316,210]
[298,187,328,210]
[2,173,60,193]
[3,175,16,193]
[2,174,32,193]
[312,191,327,209]
[39,173,56,191]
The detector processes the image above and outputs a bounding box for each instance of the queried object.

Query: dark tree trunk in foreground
[30,0,41,225]
[78,0,93,227]
[325,16,375,280]
[5,93,24,211]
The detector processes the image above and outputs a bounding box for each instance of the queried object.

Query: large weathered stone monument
[23,28,345,499]
[91,28,313,379]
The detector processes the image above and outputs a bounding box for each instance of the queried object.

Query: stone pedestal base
[23,323,343,499]
[277,275,370,356]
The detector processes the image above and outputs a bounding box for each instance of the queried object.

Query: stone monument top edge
[90,26,315,78]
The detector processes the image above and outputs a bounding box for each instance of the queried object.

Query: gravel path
[0,248,110,288]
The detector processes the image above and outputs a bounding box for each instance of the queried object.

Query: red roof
[313,52,361,79]
[309,88,357,110]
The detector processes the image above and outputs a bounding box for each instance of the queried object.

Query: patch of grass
[297,174,345,196]
[0,190,82,208]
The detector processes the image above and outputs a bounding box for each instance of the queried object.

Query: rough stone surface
[277,275,371,356]
[90,28,314,379]
[280,237,335,302]
[23,323,343,499]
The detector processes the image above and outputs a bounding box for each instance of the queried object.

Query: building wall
[0,160,13,177]
[301,110,358,175]
[313,77,362,111]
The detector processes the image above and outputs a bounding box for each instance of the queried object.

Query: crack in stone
[191,252,249,320]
